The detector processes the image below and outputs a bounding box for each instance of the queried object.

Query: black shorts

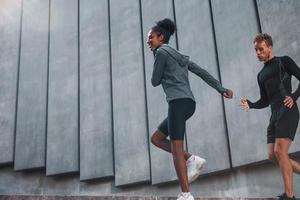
[267,104,299,143]
[158,98,196,140]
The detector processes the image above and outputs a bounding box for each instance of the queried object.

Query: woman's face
[147,30,164,51]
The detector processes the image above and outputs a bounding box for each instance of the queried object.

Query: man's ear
[268,44,273,51]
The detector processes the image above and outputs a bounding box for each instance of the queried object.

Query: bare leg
[268,143,277,163]
[151,129,192,160]
[274,138,294,198]
[268,143,300,174]
[171,139,189,192]
[290,159,300,174]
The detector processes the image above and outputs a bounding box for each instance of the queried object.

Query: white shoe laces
[177,192,191,200]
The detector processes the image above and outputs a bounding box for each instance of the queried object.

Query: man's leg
[151,129,192,160]
[269,142,300,174]
[274,138,294,198]
[290,159,300,174]
[268,143,276,162]
[171,139,189,192]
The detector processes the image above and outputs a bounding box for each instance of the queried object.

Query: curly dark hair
[253,33,273,46]
[151,18,176,44]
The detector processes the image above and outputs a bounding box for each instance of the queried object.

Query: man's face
[254,41,272,62]
[147,30,163,51]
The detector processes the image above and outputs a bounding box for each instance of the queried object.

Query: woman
[147,18,233,200]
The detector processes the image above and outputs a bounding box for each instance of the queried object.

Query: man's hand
[223,89,233,99]
[283,96,294,108]
[240,97,250,112]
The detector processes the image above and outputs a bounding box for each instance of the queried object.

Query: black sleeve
[282,56,300,101]
[247,74,269,109]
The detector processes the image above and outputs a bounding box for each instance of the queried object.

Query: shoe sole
[188,159,206,183]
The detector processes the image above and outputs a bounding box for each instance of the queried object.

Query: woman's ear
[159,34,165,43]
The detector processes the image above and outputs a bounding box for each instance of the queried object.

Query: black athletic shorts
[158,98,196,140]
[267,104,299,143]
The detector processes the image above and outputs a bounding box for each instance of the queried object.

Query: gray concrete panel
[0,0,22,164]
[257,0,300,153]
[175,0,230,173]
[141,0,177,185]
[79,0,114,181]
[14,0,49,171]
[1,157,300,196]
[110,0,150,186]
[211,0,270,167]
[47,0,79,175]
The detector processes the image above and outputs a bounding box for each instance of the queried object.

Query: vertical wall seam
[138,0,152,181]
[14,0,24,164]
[208,0,233,168]
[172,0,179,51]
[77,0,81,172]
[45,0,52,167]
[254,0,262,33]
[107,0,115,176]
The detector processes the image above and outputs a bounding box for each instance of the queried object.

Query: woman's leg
[171,139,189,192]
[168,99,197,192]
[151,129,192,160]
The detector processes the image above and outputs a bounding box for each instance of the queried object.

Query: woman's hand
[240,98,250,111]
[223,89,233,99]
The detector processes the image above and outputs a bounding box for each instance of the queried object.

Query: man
[240,33,300,200]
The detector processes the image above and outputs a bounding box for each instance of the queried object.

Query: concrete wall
[0,0,22,165]
[1,158,300,197]
[141,0,178,185]
[46,0,79,176]
[1,0,300,197]
[14,0,48,171]
[257,0,300,154]
[175,0,231,174]
[79,0,113,181]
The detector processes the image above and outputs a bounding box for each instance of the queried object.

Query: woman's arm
[187,60,227,94]
[151,49,167,87]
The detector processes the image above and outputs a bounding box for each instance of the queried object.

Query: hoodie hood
[158,44,189,67]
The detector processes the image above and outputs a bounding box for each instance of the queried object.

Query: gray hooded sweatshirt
[151,44,227,102]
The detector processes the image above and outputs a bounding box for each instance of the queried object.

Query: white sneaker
[187,155,206,183]
[177,192,194,200]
